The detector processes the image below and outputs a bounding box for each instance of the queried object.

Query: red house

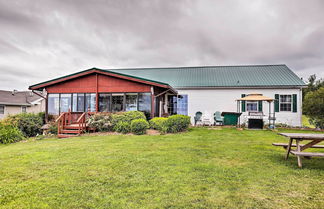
[29,68,177,121]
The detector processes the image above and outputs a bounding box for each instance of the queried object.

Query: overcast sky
[0,0,323,90]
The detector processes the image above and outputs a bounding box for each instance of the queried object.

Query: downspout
[32,90,48,122]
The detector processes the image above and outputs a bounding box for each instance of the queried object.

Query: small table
[275,133,324,168]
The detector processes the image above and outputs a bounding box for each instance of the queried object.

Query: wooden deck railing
[56,110,94,136]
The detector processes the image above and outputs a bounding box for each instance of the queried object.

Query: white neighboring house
[111,64,306,127]
[0,90,46,119]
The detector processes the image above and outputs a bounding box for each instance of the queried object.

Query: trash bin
[221,112,242,126]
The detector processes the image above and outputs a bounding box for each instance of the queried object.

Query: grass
[0,128,323,208]
[302,115,315,128]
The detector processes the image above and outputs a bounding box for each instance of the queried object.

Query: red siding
[46,73,151,93]
[98,74,150,92]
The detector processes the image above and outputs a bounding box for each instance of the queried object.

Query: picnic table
[273,133,324,168]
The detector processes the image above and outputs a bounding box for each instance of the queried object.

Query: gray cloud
[0,0,323,90]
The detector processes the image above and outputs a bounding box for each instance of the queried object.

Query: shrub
[87,113,113,132]
[114,121,131,134]
[123,111,147,122]
[111,111,146,126]
[48,122,58,135]
[0,124,24,144]
[303,87,324,129]
[111,113,127,127]
[149,117,168,131]
[3,113,44,137]
[131,119,149,135]
[165,115,191,133]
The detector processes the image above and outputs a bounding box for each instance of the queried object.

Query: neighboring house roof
[29,64,306,90]
[108,64,306,88]
[0,90,44,106]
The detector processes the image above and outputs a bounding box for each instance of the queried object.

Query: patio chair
[202,111,212,126]
[194,111,203,126]
[214,111,224,125]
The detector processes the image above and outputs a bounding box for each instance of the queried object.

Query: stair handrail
[56,112,66,135]
[76,112,87,134]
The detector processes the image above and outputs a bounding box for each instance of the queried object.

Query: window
[177,95,188,115]
[280,95,292,111]
[85,93,96,112]
[246,101,258,112]
[21,106,27,113]
[77,93,85,112]
[168,95,188,115]
[111,94,124,112]
[48,94,59,115]
[60,94,72,113]
[99,93,111,112]
[138,93,151,118]
[125,93,138,111]
[72,94,78,112]
[0,105,4,114]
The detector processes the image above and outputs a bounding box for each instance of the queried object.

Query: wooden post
[151,86,155,118]
[296,139,302,168]
[95,73,99,113]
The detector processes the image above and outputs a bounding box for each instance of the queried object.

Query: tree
[303,87,324,129]
[302,74,324,100]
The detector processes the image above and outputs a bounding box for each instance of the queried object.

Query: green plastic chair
[214,111,224,125]
[194,111,203,126]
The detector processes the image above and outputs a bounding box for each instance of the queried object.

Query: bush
[114,121,131,134]
[111,111,146,126]
[303,87,324,129]
[3,113,44,137]
[87,113,113,132]
[48,122,58,135]
[149,117,168,131]
[165,115,191,133]
[0,124,24,144]
[131,119,149,135]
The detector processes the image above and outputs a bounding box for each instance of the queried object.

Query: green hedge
[149,117,168,131]
[164,115,191,133]
[114,121,131,134]
[131,119,149,135]
[2,113,44,137]
[0,124,24,144]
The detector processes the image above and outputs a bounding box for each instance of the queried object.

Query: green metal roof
[106,64,305,88]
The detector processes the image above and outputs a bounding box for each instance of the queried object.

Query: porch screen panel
[126,93,138,111]
[48,94,59,115]
[111,94,124,112]
[99,93,111,112]
[85,93,96,112]
[72,94,78,112]
[60,94,72,113]
[77,93,85,112]
[138,93,151,118]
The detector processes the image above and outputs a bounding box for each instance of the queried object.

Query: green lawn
[0,128,323,208]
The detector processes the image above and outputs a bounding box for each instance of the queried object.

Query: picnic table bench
[273,133,324,168]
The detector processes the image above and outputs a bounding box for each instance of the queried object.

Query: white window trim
[246,101,258,112]
[279,95,292,112]
[0,105,4,114]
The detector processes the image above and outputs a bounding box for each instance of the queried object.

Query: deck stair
[56,111,89,138]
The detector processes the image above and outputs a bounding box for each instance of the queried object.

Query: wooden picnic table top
[279,133,324,140]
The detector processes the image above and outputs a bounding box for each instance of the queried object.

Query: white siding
[174,88,303,127]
